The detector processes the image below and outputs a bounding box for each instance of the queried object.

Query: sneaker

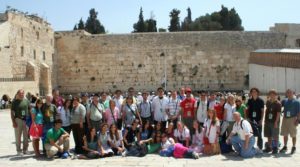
[272,147,278,154]
[263,147,272,153]
[122,150,127,157]
[17,151,23,156]
[23,150,30,155]
[61,152,69,159]
[192,152,199,159]
[291,147,296,155]
[280,146,287,153]
[255,148,263,154]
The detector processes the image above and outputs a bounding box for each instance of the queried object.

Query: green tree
[133,7,146,32]
[181,7,192,31]
[168,9,181,32]
[73,25,78,30]
[78,18,85,30]
[145,12,157,32]
[158,28,167,32]
[85,8,105,34]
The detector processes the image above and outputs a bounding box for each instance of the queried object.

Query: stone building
[1,10,300,97]
[0,11,54,97]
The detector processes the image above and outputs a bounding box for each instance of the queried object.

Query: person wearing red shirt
[180,88,196,130]
[214,96,225,121]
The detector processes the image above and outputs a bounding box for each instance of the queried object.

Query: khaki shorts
[280,117,297,138]
[264,122,279,139]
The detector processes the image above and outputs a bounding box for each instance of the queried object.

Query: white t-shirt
[204,119,220,144]
[161,138,174,150]
[151,96,169,121]
[232,119,253,140]
[195,100,208,123]
[224,103,236,122]
[58,106,71,127]
[174,127,190,141]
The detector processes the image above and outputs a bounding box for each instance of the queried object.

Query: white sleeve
[174,129,178,137]
[243,121,252,135]
[185,128,190,138]
[203,119,208,128]
[231,123,238,134]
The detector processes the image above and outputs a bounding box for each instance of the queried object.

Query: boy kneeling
[45,119,70,159]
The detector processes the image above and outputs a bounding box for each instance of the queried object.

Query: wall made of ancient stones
[0,12,55,95]
[54,30,286,93]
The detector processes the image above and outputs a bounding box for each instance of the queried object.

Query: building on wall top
[0,10,54,97]
[249,49,300,93]
[270,23,300,48]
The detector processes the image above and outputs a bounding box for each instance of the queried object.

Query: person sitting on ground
[140,120,153,141]
[189,120,204,153]
[44,119,70,159]
[203,109,221,155]
[123,119,141,150]
[165,122,175,139]
[174,121,190,147]
[108,124,125,155]
[98,123,114,157]
[79,127,101,159]
[226,112,260,158]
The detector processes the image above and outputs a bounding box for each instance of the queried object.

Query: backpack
[240,120,260,137]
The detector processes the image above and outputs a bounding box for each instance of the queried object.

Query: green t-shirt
[236,104,247,118]
[41,103,57,124]
[147,143,161,154]
[45,128,65,144]
[101,100,109,110]
[11,98,30,119]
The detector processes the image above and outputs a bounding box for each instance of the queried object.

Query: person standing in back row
[247,88,264,150]
[195,91,208,127]
[180,88,196,130]
[152,87,169,131]
[280,89,300,154]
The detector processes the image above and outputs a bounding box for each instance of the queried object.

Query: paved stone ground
[1,109,300,167]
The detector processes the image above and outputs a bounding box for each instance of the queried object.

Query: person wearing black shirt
[247,88,264,150]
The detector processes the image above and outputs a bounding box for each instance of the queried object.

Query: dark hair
[115,90,122,94]
[86,127,98,143]
[109,124,119,141]
[191,120,202,135]
[54,119,63,124]
[73,96,80,102]
[34,98,43,110]
[142,120,153,133]
[250,87,260,94]
[157,87,164,91]
[63,98,72,110]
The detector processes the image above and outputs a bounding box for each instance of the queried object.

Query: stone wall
[270,23,300,48]
[54,30,286,93]
[0,81,39,98]
[0,11,54,96]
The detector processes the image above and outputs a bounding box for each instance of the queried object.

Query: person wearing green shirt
[236,97,247,118]
[45,119,70,159]
[10,89,31,156]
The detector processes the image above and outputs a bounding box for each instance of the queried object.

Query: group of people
[9,86,300,160]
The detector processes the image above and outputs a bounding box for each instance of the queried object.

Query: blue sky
[0,0,299,33]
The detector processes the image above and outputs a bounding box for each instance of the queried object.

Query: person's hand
[12,122,17,128]
[139,141,144,145]
[93,150,99,154]
[244,143,248,150]
[100,151,105,156]
[226,138,230,144]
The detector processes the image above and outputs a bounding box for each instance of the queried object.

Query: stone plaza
[0,109,300,167]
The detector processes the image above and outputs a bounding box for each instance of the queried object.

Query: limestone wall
[0,81,39,98]
[0,12,55,96]
[54,31,286,93]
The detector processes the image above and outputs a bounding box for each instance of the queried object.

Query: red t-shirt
[214,104,224,120]
[180,98,196,118]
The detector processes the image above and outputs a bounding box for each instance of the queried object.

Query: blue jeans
[231,135,257,158]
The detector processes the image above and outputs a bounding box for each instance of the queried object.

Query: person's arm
[86,106,91,128]
[136,110,142,124]
[260,101,265,126]
[79,105,85,129]
[140,138,153,145]
[122,105,126,124]
[10,103,17,128]
[49,139,63,153]
[98,138,105,156]
[223,107,228,121]
[82,136,93,152]
[123,129,129,145]
[244,134,250,149]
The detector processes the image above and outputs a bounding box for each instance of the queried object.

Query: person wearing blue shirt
[280,89,300,154]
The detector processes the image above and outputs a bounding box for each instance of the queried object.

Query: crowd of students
[9,87,300,160]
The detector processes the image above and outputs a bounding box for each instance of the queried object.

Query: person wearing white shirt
[151,87,169,130]
[166,90,181,129]
[226,112,259,158]
[174,121,190,147]
[195,91,208,126]
[57,99,71,134]
[224,94,236,136]
[208,92,218,110]
[113,90,123,130]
